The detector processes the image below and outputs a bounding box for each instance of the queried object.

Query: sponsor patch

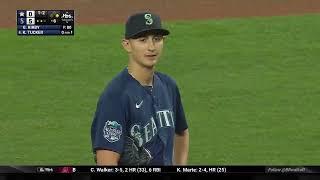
[103,120,122,143]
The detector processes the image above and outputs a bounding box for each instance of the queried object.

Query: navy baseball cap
[125,12,170,39]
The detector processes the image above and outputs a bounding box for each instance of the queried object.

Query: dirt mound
[1,0,320,28]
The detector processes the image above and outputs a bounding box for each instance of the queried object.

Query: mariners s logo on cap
[103,120,122,143]
[144,13,153,25]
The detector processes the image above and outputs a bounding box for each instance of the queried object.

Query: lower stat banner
[16,10,74,36]
[0,166,319,174]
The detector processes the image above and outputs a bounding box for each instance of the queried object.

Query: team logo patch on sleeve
[103,120,122,143]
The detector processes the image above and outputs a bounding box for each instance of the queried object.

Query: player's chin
[142,58,158,68]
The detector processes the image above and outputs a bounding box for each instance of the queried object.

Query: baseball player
[91,12,189,165]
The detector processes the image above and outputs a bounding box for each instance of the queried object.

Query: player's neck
[127,62,154,86]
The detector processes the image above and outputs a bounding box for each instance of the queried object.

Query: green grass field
[0,14,319,165]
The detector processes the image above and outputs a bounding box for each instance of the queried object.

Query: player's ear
[122,39,131,53]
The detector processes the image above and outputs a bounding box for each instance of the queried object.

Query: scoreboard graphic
[17,10,74,36]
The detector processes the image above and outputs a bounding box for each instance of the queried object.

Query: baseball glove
[118,136,152,165]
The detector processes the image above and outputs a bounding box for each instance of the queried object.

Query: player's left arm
[174,129,189,165]
[171,78,189,165]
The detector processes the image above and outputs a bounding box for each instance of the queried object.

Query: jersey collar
[124,67,161,94]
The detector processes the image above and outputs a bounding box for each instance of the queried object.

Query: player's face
[123,34,164,69]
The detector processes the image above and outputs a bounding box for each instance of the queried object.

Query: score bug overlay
[17,10,74,36]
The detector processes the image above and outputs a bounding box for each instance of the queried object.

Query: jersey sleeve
[91,91,127,156]
[174,85,188,134]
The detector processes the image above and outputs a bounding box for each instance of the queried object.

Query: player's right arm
[96,150,120,165]
[91,87,128,166]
